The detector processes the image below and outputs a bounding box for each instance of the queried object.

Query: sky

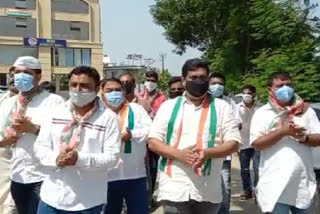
[100,0,201,75]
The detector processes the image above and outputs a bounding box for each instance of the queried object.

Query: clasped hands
[56,144,78,168]
[176,145,207,169]
[281,121,307,142]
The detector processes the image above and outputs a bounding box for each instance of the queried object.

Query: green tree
[151,0,320,102]
[158,69,172,93]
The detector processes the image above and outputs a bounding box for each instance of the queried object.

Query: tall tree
[151,0,320,101]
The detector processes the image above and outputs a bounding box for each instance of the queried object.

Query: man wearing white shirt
[250,71,320,214]
[0,56,65,214]
[100,78,152,214]
[208,72,239,214]
[148,58,241,214]
[236,85,260,200]
[34,66,121,214]
[0,68,18,214]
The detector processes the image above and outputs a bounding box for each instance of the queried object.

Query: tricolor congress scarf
[118,103,134,154]
[159,95,217,177]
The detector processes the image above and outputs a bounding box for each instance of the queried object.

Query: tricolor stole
[159,95,217,176]
[119,104,134,153]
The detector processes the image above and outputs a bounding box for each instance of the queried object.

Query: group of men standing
[0,56,319,214]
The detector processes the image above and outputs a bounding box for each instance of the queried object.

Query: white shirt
[221,95,239,160]
[148,96,241,203]
[250,104,320,212]
[0,90,64,184]
[108,103,152,182]
[236,101,260,150]
[34,100,121,211]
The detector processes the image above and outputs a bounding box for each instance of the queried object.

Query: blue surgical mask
[14,73,34,92]
[105,91,124,108]
[275,85,294,103]
[209,84,224,97]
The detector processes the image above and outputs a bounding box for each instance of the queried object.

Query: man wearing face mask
[208,72,239,214]
[0,56,64,214]
[34,66,121,214]
[100,78,152,214]
[148,58,241,214]
[250,72,320,214]
[236,85,261,200]
[137,70,166,119]
[119,72,138,102]
[168,76,185,99]
[0,68,18,214]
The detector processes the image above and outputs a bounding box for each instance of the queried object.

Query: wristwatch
[299,134,309,144]
[34,125,41,136]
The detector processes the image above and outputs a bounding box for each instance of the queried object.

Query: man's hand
[281,121,306,140]
[121,129,132,143]
[192,149,206,169]
[56,144,78,167]
[176,146,198,167]
[11,117,38,134]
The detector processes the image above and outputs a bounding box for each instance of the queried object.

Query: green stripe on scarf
[124,105,134,153]
[159,96,183,171]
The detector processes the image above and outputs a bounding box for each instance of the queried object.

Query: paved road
[152,157,262,214]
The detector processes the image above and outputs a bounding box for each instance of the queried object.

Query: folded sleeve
[220,103,241,144]
[148,101,170,142]
[250,109,268,145]
[130,104,152,144]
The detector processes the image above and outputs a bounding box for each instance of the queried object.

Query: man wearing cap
[0,68,18,214]
[0,56,64,214]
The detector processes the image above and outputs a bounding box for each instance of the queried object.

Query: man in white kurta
[250,71,320,214]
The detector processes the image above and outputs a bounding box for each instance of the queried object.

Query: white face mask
[144,81,157,92]
[242,94,253,104]
[69,90,97,107]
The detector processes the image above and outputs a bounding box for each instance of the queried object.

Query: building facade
[0,0,103,92]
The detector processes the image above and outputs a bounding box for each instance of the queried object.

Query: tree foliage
[158,69,172,93]
[151,0,320,102]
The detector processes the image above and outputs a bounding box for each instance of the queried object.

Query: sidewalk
[152,157,262,214]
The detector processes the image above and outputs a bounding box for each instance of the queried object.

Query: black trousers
[10,180,42,214]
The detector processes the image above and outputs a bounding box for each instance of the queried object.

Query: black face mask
[185,79,209,98]
[169,91,184,99]
[123,82,134,94]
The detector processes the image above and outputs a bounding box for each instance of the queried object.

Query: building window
[15,18,27,28]
[52,20,89,40]
[15,0,27,9]
[52,48,91,67]
[0,45,38,65]
[0,74,7,90]
[52,0,89,14]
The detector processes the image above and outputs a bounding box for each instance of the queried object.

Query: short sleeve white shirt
[108,103,152,182]
[250,104,320,212]
[148,96,241,203]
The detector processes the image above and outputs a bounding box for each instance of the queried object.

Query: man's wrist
[33,125,40,135]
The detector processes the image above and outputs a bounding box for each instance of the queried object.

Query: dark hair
[168,76,182,88]
[101,78,123,88]
[33,69,42,74]
[182,58,209,78]
[145,70,158,81]
[119,72,136,84]
[242,84,256,94]
[39,81,56,93]
[209,72,226,84]
[267,71,292,87]
[68,66,100,87]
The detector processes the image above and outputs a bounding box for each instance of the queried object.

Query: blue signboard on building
[24,38,67,48]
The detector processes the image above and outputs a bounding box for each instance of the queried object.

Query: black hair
[267,71,292,87]
[182,58,209,78]
[39,81,56,93]
[68,66,100,87]
[168,76,182,88]
[242,84,256,94]
[209,72,226,84]
[33,69,42,74]
[119,72,136,84]
[101,78,123,88]
[145,70,159,81]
